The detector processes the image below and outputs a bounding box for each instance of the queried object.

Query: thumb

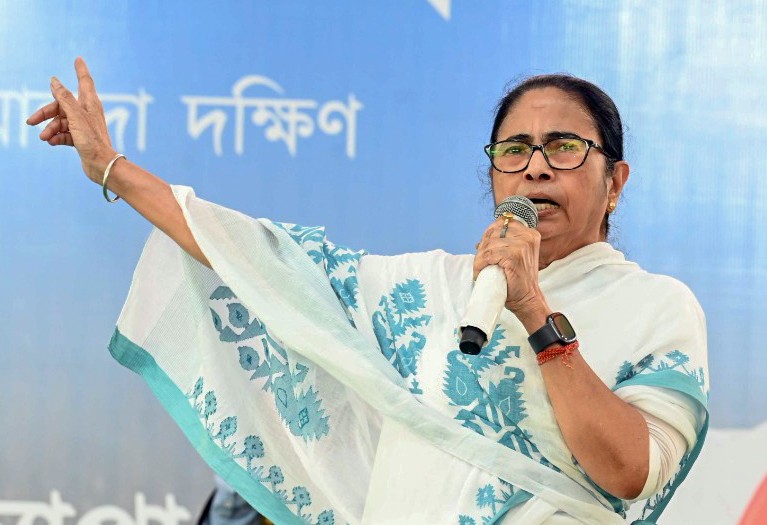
[50,76,78,113]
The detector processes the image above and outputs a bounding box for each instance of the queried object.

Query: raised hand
[472,215,553,334]
[26,57,117,184]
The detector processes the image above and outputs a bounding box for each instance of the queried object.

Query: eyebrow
[500,130,583,143]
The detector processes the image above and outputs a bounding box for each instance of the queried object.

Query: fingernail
[51,76,61,87]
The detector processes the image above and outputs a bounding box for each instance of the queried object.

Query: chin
[536,223,557,239]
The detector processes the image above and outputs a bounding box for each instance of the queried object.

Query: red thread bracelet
[536,341,579,367]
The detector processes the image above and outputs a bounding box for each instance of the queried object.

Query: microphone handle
[458,265,507,355]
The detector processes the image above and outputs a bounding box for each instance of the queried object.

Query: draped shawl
[109,187,709,524]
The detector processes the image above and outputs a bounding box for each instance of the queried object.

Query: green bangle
[102,153,126,203]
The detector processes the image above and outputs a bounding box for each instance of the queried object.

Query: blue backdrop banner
[1,1,765,523]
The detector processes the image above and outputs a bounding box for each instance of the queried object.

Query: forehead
[496,87,598,140]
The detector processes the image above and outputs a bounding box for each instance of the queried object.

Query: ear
[607,161,630,206]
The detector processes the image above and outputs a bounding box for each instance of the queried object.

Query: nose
[525,146,552,181]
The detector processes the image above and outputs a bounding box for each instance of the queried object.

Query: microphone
[459,196,539,355]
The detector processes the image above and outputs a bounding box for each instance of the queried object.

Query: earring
[607,201,617,213]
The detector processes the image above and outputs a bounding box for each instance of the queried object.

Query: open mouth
[529,198,560,212]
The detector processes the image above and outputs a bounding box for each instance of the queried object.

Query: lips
[526,194,560,212]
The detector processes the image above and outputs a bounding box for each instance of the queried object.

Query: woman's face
[491,87,629,267]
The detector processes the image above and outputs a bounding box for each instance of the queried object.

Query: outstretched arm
[26,57,210,268]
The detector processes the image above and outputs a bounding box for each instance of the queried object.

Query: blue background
[1,0,764,518]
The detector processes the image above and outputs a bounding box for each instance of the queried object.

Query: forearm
[105,158,210,268]
[539,350,649,499]
[516,304,649,499]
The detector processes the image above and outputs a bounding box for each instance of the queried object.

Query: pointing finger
[75,57,99,108]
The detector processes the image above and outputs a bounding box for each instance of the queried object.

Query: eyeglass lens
[489,138,589,172]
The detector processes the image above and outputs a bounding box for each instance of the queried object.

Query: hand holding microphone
[459,196,539,355]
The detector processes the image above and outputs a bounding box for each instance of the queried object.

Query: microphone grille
[494,196,539,228]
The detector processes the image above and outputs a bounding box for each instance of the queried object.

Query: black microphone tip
[459,326,487,355]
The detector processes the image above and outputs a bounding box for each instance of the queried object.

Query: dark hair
[489,74,624,239]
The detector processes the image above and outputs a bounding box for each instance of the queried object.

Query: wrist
[506,287,552,333]
[87,147,119,183]
[513,300,553,334]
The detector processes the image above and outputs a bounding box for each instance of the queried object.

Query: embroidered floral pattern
[275,222,363,316]
[456,480,518,525]
[372,279,432,394]
[210,285,330,441]
[443,327,551,460]
[183,222,365,521]
[615,349,706,391]
[186,378,335,524]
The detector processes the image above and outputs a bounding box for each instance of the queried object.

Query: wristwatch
[527,312,577,354]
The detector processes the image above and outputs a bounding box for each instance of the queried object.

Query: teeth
[534,202,559,211]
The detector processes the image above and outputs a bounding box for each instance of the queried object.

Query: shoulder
[614,260,705,322]
[548,243,705,321]
[576,257,709,392]
[600,259,708,365]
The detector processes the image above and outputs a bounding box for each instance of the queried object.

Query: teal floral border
[109,328,334,525]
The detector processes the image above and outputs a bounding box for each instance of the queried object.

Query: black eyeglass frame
[484,136,614,174]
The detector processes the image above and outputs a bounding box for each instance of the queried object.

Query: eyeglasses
[484,136,612,173]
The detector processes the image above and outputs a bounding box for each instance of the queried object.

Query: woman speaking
[27,58,708,524]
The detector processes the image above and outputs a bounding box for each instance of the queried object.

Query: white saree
[110,187,709,524]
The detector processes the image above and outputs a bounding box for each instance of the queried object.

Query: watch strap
[528,322,563,354]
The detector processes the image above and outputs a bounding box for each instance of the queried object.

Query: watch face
[550,313,577,342]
